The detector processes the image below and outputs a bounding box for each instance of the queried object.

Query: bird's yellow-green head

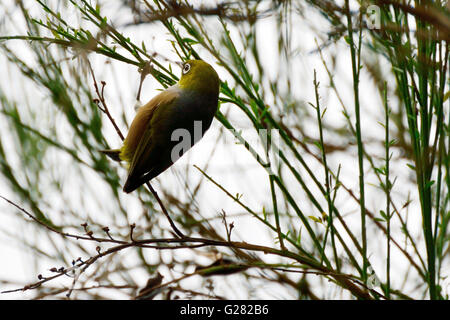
[178,60,220,97]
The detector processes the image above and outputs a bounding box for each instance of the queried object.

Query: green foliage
[0,0,448,300]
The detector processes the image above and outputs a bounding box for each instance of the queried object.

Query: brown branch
[131,0,269,24]
[375,0,450,37]
[87,60,125,141]
[1,196,374,299]
[145,182,186,238]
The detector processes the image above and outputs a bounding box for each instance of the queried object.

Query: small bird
[102,60,220,193]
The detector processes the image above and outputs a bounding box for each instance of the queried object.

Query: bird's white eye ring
[182,63,191,74]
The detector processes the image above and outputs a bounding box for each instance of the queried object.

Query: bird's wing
[123,86,180,192]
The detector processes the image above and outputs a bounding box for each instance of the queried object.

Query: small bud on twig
[130,223,136,242]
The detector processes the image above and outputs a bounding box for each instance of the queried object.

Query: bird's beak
[174,61,183,67]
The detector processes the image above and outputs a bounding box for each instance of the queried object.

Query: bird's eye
[182,63,191,74]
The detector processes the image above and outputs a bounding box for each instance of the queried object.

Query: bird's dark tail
[100,149,122,162]
[123,169,159,193]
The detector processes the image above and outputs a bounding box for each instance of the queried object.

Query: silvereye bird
[102,60,220,193]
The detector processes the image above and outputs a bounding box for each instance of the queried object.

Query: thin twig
[86,59,124,140]
[145,182,186,238]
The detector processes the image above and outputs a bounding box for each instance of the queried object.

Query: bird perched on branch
[102,60,220,193]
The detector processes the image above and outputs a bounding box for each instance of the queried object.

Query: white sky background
[0,0,447,299]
